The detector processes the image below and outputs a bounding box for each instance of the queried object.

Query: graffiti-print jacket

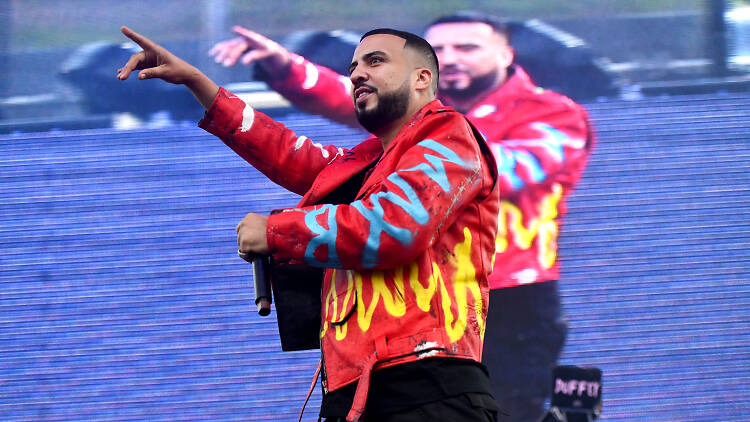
[265,56,594,288]
[199,89,500,421]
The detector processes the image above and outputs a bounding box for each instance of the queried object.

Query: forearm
[184,67,220,110]
[199,88,341,195]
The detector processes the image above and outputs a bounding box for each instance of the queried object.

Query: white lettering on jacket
[239,102,255,133]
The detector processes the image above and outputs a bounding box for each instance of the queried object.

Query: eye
[369,56,383,65]
[455,44,479,53]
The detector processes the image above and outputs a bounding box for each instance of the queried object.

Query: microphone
[238,250,272,316]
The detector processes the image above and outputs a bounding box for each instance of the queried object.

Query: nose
[437,46,457,66]
[349,65,368,85]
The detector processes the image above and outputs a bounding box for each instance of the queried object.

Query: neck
[375,97,432,149]
[373,120,403,149]
[446,95,483,114]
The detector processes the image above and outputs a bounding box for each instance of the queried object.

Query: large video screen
[1,1,749,421]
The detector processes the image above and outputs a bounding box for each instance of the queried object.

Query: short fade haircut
[427,11,512,44]
[360,28,439,92]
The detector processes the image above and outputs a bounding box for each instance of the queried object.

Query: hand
[236,213,270,255]
[117,26,198,84]
[117,26,219,109]
[208,25,291,74]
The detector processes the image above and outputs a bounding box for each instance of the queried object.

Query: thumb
[138,64,167,80]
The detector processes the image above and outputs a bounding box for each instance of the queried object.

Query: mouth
[441,70,465,79]
[354,85,376,105]
[440,66,467,80]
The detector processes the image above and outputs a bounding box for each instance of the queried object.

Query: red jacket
[199,89,500,421]
[267,55,594,288]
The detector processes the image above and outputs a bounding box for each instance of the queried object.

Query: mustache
[440,64,468,73]
[353,82,378,93]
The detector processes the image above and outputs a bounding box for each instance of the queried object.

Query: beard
[439,67,501,100]
[355,78,411,134]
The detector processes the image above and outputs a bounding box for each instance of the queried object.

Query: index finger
[121,26,159,51]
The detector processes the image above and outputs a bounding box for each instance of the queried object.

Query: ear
[499,45,515,69]
[414,67,433,92]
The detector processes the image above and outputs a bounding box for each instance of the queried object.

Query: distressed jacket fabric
[266,55,594,289]
[199,89,500,421]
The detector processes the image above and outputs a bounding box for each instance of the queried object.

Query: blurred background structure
[1,0,749,131]
[1,1,749,421]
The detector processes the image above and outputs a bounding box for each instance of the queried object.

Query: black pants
[482,281,568,422]
[322,392,501,422]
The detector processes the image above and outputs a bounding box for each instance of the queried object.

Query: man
[119,26,501,422]
[210,11,594,422]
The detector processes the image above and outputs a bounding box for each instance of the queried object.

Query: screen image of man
[119,26,502,421]
[210,10,595,422]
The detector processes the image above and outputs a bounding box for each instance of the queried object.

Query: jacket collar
[376,98,448,154]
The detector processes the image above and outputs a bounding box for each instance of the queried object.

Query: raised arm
[210,26,359,127]
[118,28,349,258]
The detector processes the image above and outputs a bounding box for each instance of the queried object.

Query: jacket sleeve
[266,113,494,270]
[199,87,346,195]
[490,96,594,197]
[263,53,360,128]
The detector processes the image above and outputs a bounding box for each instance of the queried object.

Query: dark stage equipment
[540,365,603,422]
